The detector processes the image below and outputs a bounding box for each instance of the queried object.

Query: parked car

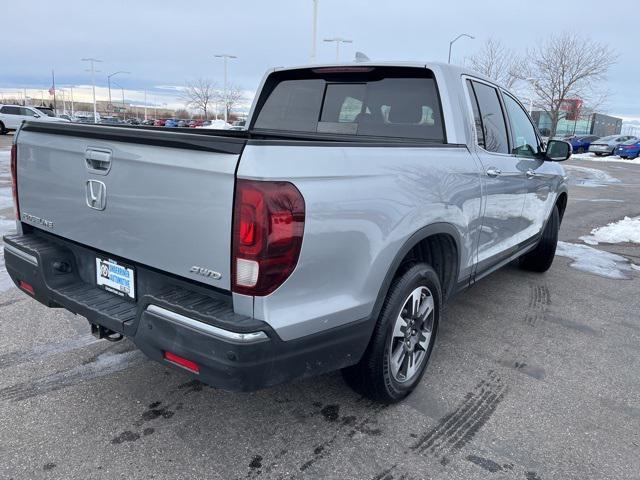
[615,138,640,159]
[140,119,155,126]
[99,116,125,125]
[4,63,571,403]
[34,106,56,117]
[126,118,141,126]
[567,135,600,154]
[153,118,166,127]
[164,118,179,128]
[588,135,637,156]
[0,104,69,133]
[197,119,232,129]
[177,119,189,128]
[189,119,204,128]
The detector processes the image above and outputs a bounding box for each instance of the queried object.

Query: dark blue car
[568,135,600,154]
[615,138,640,159]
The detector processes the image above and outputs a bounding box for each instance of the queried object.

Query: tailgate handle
[85,149,112,174]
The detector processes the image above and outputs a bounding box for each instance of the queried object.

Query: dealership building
[531,111,623,138]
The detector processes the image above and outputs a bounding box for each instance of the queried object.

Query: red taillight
[19,280,34,295]
[10,144,19,220]
[164,351,200,373]
[232,179,305,296]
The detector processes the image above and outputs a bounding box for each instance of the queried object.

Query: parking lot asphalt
[0,133,639,480]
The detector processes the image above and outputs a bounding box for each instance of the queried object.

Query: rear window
[622,138,639,145]
[253,67,445,142]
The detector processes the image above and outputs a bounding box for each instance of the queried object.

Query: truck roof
[271,61,502,90]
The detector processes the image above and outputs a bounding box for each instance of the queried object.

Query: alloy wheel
[388,286,435,383]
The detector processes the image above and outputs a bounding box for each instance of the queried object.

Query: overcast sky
[2,0,638,119]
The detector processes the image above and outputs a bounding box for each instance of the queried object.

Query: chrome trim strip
[146,304,268,344]
[4,243,38,266]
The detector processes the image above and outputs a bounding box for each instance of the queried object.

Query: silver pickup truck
[4,63,570,403]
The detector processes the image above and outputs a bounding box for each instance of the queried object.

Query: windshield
[35,107,55,117]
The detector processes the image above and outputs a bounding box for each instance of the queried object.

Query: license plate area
[96,256,136,301]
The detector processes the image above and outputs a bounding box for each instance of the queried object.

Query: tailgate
[16,123,246,290]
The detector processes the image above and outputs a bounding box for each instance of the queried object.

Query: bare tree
[523,33,615,138]
[467,38,524,88]
[216,85,245,120]
[182,79,217,119]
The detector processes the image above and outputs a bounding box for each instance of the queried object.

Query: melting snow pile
[563,165,621,187]
[571,153,640,165]
[580,216,640,245]
[556,241,637,279]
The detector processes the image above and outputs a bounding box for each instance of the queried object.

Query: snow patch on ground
[556,241,637,279]
[563,164,621,187]
[580,216,640,245]
[571,153,640,165]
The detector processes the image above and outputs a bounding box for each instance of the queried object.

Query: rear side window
[253,68,445,142]
[468,80,510,154]
[1,106,21,115]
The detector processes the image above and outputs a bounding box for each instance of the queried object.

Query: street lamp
[323,37,353,61]
[214,54,237,123]
[112,81,127,120]
[447,33,474,64]
[107,71,130,113]
[81,58,102,122]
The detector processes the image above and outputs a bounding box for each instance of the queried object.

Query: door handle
[526,169,540,179]
[486,168,502,178]
[85,148,112,174]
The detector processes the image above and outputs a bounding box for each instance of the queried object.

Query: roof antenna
[354,51,370,63]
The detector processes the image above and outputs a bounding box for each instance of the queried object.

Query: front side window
[502,93,540,158]
[21,107,35,116]
[470,81,509,154]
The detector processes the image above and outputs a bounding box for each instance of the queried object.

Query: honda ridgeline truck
[4,63,570,403]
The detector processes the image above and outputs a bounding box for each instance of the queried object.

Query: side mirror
[545,140,571,161]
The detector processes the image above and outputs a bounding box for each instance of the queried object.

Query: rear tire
[0,122,6,135]
[577,147,585,154]
[342,263,441,404]
[520,205,559,273]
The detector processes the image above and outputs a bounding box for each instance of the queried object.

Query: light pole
[144,89,147,121]
[323,37,353,61]
[81,58,102,122]
[107,71,130,114]
[112,81,127,120]
[310,0,318,63]
[448,33,474,64]
[525,78,539,115]
[214,54,237,123]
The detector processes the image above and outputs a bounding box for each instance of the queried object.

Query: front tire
[0,122,6,135]
[342,263,441,404]
[520,205,559,272]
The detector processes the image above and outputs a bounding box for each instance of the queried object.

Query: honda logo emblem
[86,180,107,210]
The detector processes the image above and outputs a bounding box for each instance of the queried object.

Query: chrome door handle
[526,169,539,179]
[486,168,502,178]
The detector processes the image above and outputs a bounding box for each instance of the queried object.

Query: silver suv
[4,63,570,403]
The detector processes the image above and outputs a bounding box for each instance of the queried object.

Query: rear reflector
[164,351,200,373]
[19,280,34,295]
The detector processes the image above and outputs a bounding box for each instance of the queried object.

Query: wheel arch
[370,223,462,325]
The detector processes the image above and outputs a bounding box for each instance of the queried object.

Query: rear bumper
[3,231,372,391]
